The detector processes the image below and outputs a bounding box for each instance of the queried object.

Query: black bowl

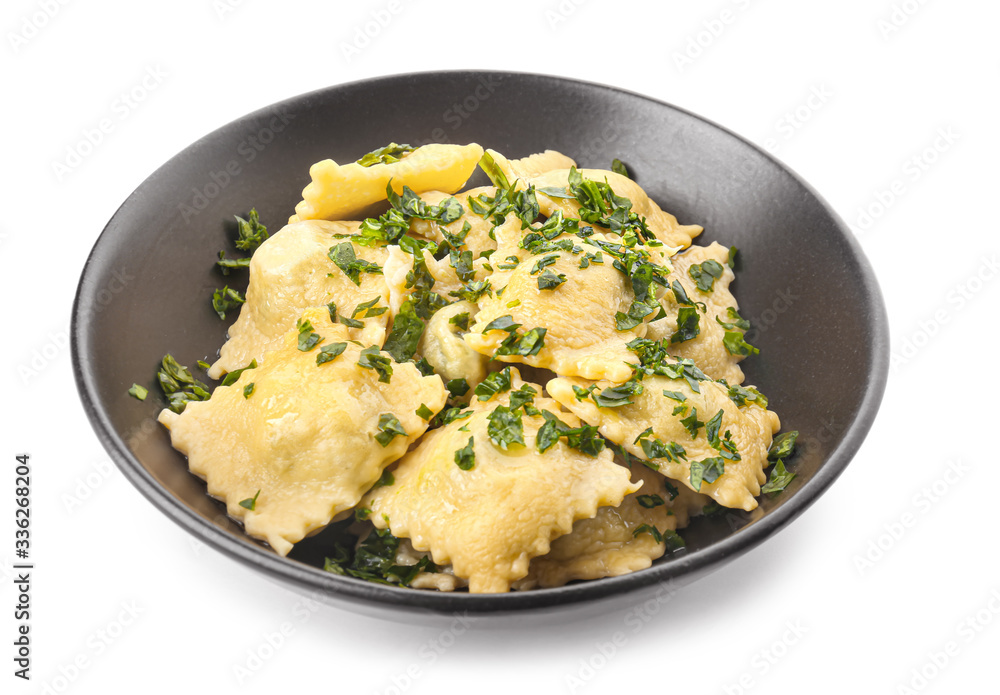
[72,71,888,621]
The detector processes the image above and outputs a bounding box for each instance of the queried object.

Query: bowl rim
[71,69,890,615]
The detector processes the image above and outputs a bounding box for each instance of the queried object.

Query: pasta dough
[547,371,780,511]
[292,143,484,222]
[514,464,695,590]
[160,308,447,555]
[464,226,655,383]
[363,371,640,593]
[209,220,389,378]
[646,241,746,384]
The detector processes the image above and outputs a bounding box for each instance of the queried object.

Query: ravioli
[382,244,488,316]
[160,308,447,555]
[418,300,490,386]
[646,242,746,384]
[483,149,701,249]
[547,370,780,511]
[463,225,657,383]
[291,143,484,222]
[209,220,389,378]
[514,464,689,590]
[408,187,498,253]
[363,371,640,593]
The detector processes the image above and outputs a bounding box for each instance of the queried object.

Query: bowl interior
[73,71,887,615]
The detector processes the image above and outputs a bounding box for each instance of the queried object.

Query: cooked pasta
[153,141,797,593]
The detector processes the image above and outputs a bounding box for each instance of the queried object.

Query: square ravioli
[646,241,748,384]
[547,364,780,511]
[464,221,666,383]
[513,463,708,590]
[291,143,484,222]
[160,307,447,555]
[362,370,640,593]
[210,220,390,378]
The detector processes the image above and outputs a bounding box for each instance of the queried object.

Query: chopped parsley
[215,251,250,274]
[670,306,701,343]
[211,286,245,320]
[358,345,393,383]
[238,489,260,511]
[157,354,211,414]
[316,342,347,365]
[688,259,725,292]
[761,459,796,494]
[722,330,760,356]
[486,405,524,450]
[636,494,665,508]
[689,457,725,491]
[632,524,685,551]
[356,142,415,167]
[382,299,425,362]
[233,208,269,252]
[415,403,434,421]
[593,379,644,408]
[449,312,470,331]
[508,384,537,411]
[296,318,322,351]
[374,413,406,447]
[768,431,800,461]
[537,269,567,290]
[446,378,470,398]
[328,241,383,286]
[221,359,257,386]
[243,382,255,398]
[474,367,513,401]
[128,383,148,401]
[611,158,630,178]
[536,410,605,457]
[323,527,438,587]
[679,407,705,439]
[726,382,768,408]
[454,436,476,470]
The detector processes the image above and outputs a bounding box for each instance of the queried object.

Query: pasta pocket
[363,370,640,593]
[514,464,700,590]
[292,143,484,222]
[210,220,389,378]
[547,364,780,511]
[646,241,748,384]
[464,224,663,383]
[160,308,447,555]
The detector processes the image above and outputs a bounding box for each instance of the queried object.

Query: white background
[2,0,998,693]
